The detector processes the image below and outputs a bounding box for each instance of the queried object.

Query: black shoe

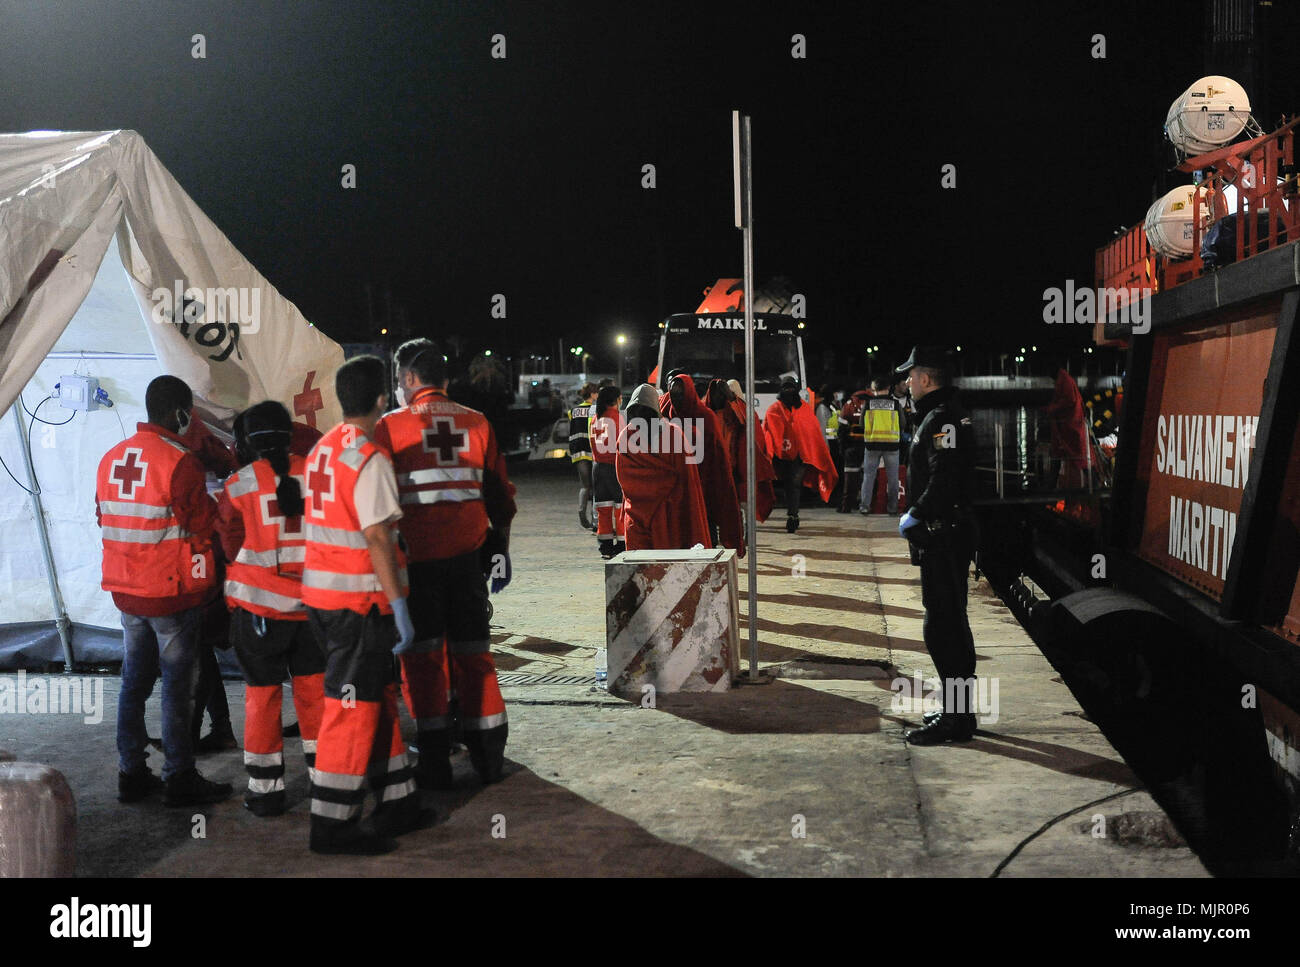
[467,745,506,785]
[836,505,850,514]
[196,725,239,753]
[611,541,626,556]
[283,721,301,738]
[414,755,454,791]
[905,714,976,746]
[244,790,287,817]
[163,768,234,807]
[599,540,615,559]
[118,767,165,803]
[310,823,399,856]
[373,800,439,838]
[786,516,799,534]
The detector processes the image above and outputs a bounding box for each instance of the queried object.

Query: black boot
[371,794,438,838]
[413,730,454,790]
[163,768,234,807]
[785,515,799,534]
[244,789,287,817]
[118,767,165,803]
[466,724,508,785]
[196,722,239,753]
[310,817,398,856]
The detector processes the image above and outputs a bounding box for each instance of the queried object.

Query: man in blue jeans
[860,377,903,515]
[96,375,233,807]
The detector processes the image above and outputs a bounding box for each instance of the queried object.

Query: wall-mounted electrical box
[56,374,100,411]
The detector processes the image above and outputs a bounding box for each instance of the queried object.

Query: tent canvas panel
[0,130,347,668]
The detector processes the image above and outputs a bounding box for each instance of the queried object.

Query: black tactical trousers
[918,537,977,716]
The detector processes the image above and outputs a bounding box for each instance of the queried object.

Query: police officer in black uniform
[895,346,979,745]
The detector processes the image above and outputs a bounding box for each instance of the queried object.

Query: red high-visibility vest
[301,423,407,615]
[96,430,217,599]
[375,388,493,561]
[223,456,308,620]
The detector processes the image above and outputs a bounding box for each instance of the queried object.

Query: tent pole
[9,404,75,671]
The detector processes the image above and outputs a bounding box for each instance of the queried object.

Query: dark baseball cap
[895,346,951,375]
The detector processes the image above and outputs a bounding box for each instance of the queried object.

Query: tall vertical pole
[10,404,74,670]
[735,111,759,679]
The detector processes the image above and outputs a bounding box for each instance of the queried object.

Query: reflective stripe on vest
[235,546,306,567]
[96,429,216,599]
[223,456,308,619]
[863,398,901,444]
[305,522,368,549]
[98,499,172,519]
[224,579,303,615]
[376,389,494,561]
[301,424,406,614]
[301,569,384,593]
[100,524,192,544]
[395,467,484,504]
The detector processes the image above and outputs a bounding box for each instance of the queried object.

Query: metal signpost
[733,110,759,679]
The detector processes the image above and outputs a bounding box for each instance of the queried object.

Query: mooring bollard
[0,762,76,877]
[604,548,739,698]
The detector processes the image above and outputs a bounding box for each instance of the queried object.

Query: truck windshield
[659,317,802,391]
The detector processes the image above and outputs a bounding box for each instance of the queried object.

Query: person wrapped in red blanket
[616,383,711,551]
[708,378,776,523]
[763,377,838,533]
[660,371,744,556]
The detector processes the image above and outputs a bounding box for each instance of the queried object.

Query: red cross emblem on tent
[110,448,149,500]
[306,448,334,518]
[422,418,469,466]
[260,489,304,539]
[294,372,324,428]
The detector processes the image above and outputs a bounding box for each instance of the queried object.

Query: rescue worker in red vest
[837,386,871,513]
[217,401,324,817]
[590,384,626,558]
[96,375,233,807]
[302,356,432,855]
[374,339,518,789]
[567,382,598,530]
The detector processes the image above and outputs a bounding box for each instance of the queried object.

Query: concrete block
[0,762,76,877]
[605,548,739,698]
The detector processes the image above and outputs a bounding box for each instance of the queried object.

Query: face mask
[176,409,191,435]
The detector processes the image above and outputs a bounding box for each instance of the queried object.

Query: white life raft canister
[1144,184,1205,259]
[1165,76,1252,156]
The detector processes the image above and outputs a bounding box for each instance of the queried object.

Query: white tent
[0,130,346,669]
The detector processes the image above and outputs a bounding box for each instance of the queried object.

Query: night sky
[3,0,1298,378]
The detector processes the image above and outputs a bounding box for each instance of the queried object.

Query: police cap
[895,346,952,375]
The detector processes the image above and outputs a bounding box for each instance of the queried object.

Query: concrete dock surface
[2,469,1206,876]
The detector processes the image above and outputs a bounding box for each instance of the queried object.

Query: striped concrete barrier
[605,548,739,698]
